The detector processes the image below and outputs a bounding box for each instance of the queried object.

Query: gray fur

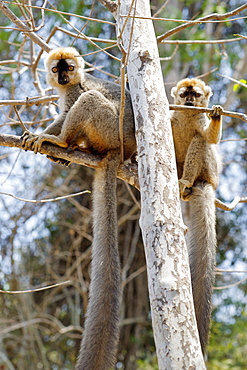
[22,47,136,369]
[186,183,216,353]
[76,151,121,370]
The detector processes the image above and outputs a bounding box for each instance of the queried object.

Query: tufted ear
[170,86,177,98]
[204,85,213,99]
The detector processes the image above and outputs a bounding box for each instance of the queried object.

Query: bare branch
[0,281,71,294]
[5,1,116,26]
[235,33,247,40]
[54,26,116,44]
[157,3,247,43]
[0,95,58,107]
[13,106,30,132]
[215,197,247,211]
[0,190,90,204]
[47,2,120,62]
[216,268,247,274]
[160,37,243,44]
[0,134,139,188]
[170,104,247,123]
[0,0,51,52]
[214,276,247,290]
[153,0,170,18]
[218,73,247,88]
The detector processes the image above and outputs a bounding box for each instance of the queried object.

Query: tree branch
[215,197,247,211]
[1,134,246,211]
[0,95,58,107]
[157,4,247,43]
[169,104,247,123]
[0,0,51,52]
[0,134,139,188]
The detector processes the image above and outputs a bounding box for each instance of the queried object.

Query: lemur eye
[179,93,185,98]
[52,67,58,73]
[68,66,74,71]
[195,93,201,98]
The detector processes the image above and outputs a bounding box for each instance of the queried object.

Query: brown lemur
[170,78,223,354]
[22,47,136,370]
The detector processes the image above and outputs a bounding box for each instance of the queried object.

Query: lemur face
[45,47,84,87]
[175,85,205,107]
[49,58,78,85]
[171,78,213,108]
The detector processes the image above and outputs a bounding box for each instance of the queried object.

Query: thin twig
[0,150,21,185]
[153,0,170,18]
[216,268,247,274]
[47,1,120,62]
[54,26,116,44]
[0,281,71,294]
[13,106,30,132]
[217,73,247,88]
[5,1,116,26]
[0,190,90,203]
[214,276,247,290]
[160,37,243,44]
[235,33,247,40]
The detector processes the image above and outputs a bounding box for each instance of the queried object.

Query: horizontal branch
[0,281,71,294]
[157,3,247,42]
[160,37,243,44]
[0,134,139,189]
[0,134,245,211]
[170,104,247,123]
[0,95,58,107]
[0,190,90,203]
[2,98,246,124]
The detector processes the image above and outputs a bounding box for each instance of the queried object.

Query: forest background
[0,0,246,369]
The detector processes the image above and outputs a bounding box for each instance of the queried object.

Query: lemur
[22,47,136,370]
[170,77,223,354]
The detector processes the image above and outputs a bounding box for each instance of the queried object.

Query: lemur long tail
[187,182,216,355]
[76,151,121,370]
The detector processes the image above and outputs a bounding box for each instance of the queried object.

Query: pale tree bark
[117,0,206,368]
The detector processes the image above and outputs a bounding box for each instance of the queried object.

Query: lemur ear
[204,85,213,98]
[170,86,177,98]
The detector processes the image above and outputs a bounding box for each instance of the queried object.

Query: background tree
[0,0,246,369]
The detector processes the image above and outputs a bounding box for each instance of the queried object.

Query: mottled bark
[117,0,206,368]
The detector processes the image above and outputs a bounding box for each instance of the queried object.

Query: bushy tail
[187,182,216,354]
[76,151,121,370]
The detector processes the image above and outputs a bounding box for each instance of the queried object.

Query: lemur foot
[21,131,39,152]
[21,131,45,153]
[47,155,71,166]
[209,105,223,119]
[179,179,193,201]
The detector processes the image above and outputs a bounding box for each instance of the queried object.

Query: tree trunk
[117,0,206,368]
